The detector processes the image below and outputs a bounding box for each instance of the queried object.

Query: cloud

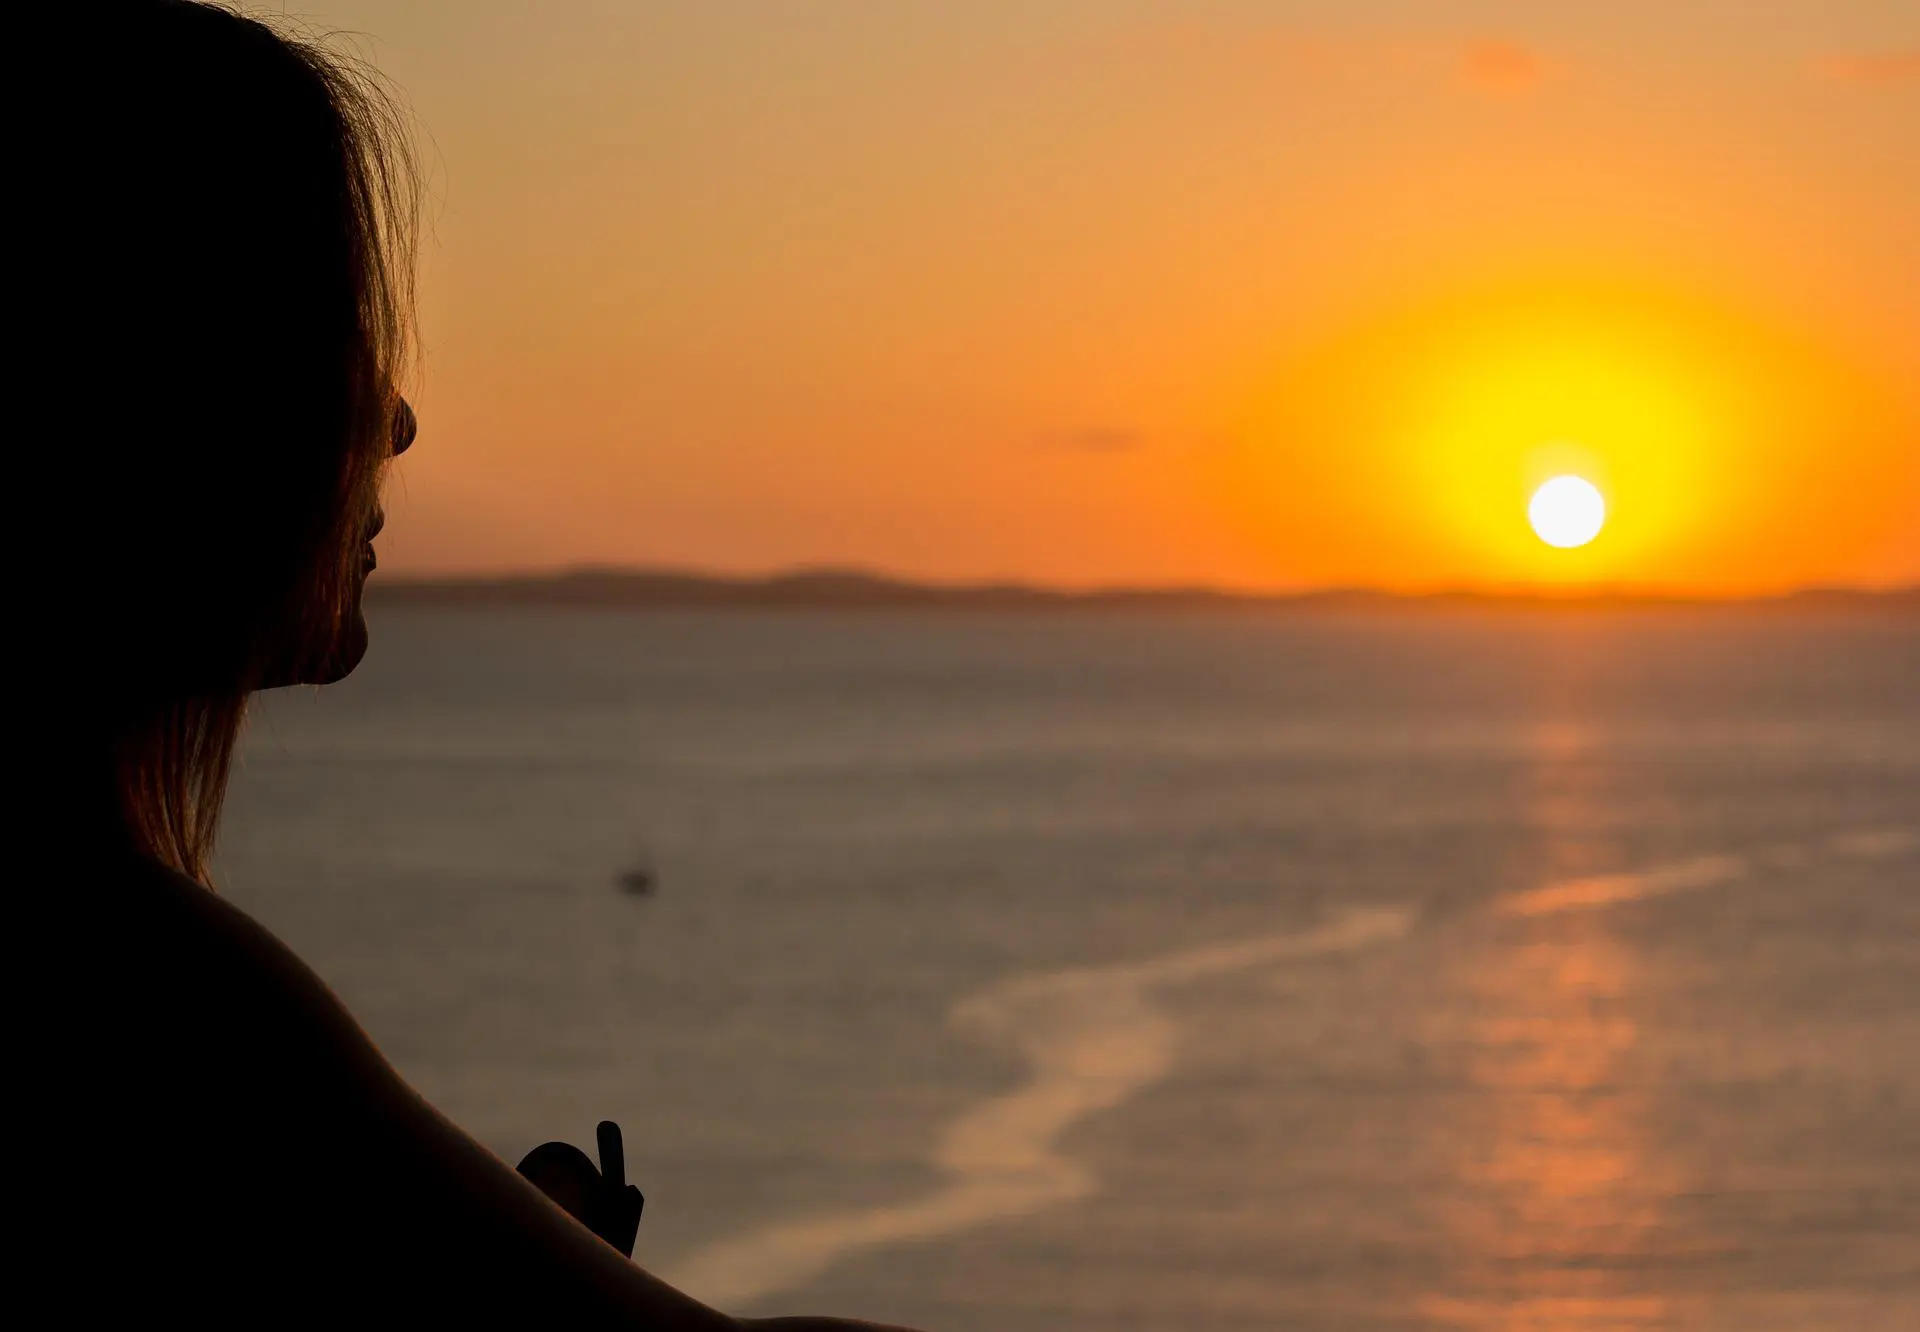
[1460,39,1550,97]
[1120,24,1561,101]
[1818,49,1920,88]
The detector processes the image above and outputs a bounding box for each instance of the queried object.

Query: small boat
[616,866,656,896]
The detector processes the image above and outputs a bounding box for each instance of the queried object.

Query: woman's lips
[363,508,386,574]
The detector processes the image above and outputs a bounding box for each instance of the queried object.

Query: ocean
[220,606,1920,1330]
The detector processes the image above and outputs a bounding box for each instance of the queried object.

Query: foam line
[1499,827,1915,919]
[1498,854,1746,917]
[664,907,1413,1309]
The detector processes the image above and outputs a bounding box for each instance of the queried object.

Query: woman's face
[307,396,417,686]
[361,397,418,583]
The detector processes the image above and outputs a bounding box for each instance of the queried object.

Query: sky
[286,1,1916,592]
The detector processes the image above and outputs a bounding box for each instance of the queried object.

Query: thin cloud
[1124,23,1559,100]
[1460,39,1550,97]
[1818,49,1920,88]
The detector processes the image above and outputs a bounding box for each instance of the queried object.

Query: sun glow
[1236,274,1918,592]
[1529,475,1606,549]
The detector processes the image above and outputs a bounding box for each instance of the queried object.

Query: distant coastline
[369,567,1920,614]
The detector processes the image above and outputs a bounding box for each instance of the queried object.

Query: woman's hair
[37,3,419,879]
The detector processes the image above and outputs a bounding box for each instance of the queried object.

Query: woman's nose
[392,397,418,457]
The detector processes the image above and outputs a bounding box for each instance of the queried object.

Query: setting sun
[1529,475,1607,549]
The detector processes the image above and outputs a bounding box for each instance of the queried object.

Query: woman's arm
[139,859,919,1329]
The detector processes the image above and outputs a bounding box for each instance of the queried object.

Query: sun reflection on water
[1424,928,1669,1330]
[1422,714,1678,1330]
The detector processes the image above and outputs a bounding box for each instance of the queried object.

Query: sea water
[221,607,1920,1330]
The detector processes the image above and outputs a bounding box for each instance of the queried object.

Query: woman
[28,5,915,1326]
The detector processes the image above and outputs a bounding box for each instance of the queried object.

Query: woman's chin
[312,609,371,684]
[260,608,369,689]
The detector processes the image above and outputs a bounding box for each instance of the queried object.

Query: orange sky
[309,1,1916,592]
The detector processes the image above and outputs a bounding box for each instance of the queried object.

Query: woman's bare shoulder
[49,852,748,1324]
[63,851,396,1108]
[47,854,922,1329]
[105,856,383,1047]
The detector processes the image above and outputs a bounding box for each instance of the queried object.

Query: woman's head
[39,2,419,875]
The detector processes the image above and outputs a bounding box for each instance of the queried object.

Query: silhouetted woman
[25,5,913,1326]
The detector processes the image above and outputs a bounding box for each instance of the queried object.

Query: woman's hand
[516,1120,645,1258]
[513,1123,926,1329]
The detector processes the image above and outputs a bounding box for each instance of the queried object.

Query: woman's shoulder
[28,850,874,1326]
[23,852,415,1295]
[96,853,327,991]
[50,849,397,1110]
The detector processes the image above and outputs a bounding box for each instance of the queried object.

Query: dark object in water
[617,866,656,896]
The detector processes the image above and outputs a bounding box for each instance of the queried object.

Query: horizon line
[368,563,1920,609]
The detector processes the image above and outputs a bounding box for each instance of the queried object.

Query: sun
[1529,475,1606,549]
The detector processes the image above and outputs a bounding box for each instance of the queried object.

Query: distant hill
[368,567,1920,614]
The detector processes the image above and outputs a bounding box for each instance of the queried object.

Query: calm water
[221,607,1920,1331]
